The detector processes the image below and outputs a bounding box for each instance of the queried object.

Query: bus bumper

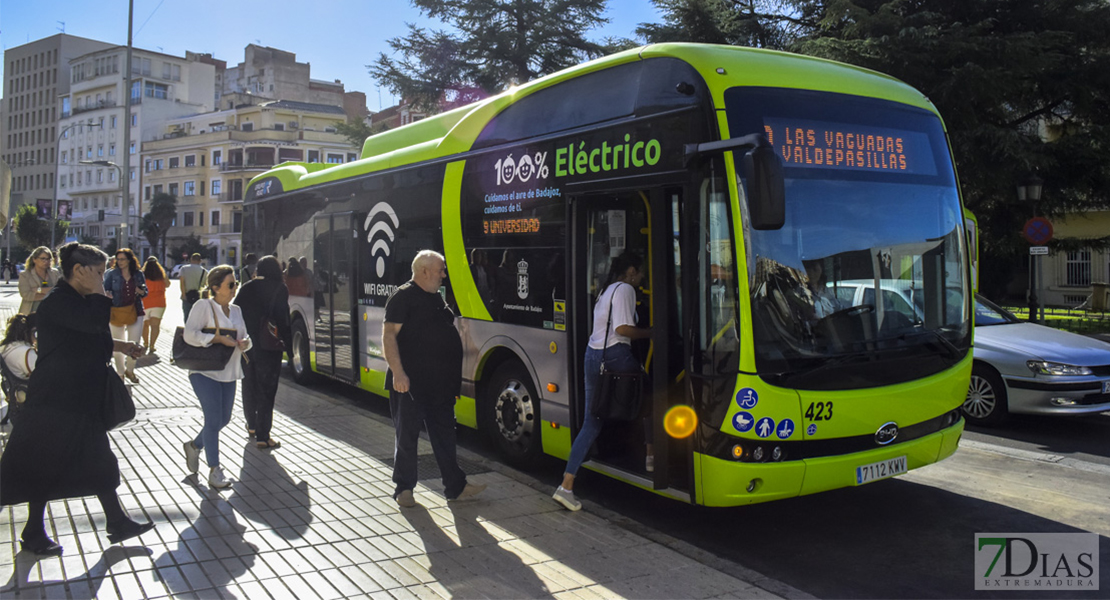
[695,418,964,507]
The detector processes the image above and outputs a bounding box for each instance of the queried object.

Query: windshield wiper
[771,349,880,383]
[893,328,963,359]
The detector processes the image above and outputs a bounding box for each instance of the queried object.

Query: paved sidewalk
[0,282,791,599]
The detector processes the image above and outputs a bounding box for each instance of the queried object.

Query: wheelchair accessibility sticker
[736,388,758,410]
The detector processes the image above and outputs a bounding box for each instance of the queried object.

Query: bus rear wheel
[289,318,314,385]
[483,362,542,467]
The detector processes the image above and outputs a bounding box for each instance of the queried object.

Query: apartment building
[143,99,354,267]
[2,34,114,257]
[57,47,215,252]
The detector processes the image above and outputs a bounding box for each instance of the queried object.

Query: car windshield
[974,295,1020,326]
[726,88,971,390]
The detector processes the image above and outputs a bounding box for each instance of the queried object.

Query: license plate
[1103,381,1110,394]
[855,456,908,485]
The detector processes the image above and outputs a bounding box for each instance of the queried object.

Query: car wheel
[289,318,314,384]
[482,362,542,468]
[963,363,1008,426]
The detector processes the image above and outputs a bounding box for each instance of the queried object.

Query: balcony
[72,100,118,116]
[219,161,274,173]
[216,191,244,203]
[209,223,242,235]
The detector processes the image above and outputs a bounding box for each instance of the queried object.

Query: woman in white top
[180,265,251,489]
[552,252,652,511]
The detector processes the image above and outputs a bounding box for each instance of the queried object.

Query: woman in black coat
[233,255,292,449]
[0,242,154,556]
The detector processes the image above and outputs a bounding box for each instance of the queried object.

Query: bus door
[571,189,690,495]
[312,212,358,382]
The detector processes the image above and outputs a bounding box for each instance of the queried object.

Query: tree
[638,0,1110,300]
[170,234,216,264]
[333,119,389,151]
[370,0,610,112]
[636,0,813,49]
[141,193,177,261]
[13,203,68,251]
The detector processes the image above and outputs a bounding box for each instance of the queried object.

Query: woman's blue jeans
[565,343,641,476]
[189,374,237,468]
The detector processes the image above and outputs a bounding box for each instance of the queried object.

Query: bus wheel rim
[965,375,996,418]
[494,379,534,445]
[292,330,305,375]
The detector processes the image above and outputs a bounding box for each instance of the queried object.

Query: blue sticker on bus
[807,423,817,436]
[736,388,759,409]
[755,417,775,438]
[732,411,755,433]
[776,419,795,439]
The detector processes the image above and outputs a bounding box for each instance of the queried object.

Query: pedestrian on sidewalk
[179,253,207,323]
[182,266,251,489]
[2,258,12,283]
[239,253,258,283]
[0,242,154,556]
[553,252,653,512]
[18,247,61,315]
[383,250,485,508]
[141,257,168,354]
[105,248,147,384]
[234,255,291,448]
[0,313,37,424]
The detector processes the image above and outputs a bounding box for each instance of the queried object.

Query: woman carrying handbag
[233,256,292,449]
[104,248,146,383]
[180,266,251,489]
[552,252,652,512]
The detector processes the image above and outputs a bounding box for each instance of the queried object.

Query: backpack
[0,347,31,404]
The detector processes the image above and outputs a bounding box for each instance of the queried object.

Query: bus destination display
[763,118,936,176]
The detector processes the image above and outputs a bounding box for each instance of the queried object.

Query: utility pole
[122,0,135,249]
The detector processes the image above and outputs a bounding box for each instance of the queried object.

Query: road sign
[1030,246,1049,255]
[1023,217,1053,245]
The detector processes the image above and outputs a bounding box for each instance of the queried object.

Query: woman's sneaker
[208,466,232,489]
[183,440,200,474]
[552,486,582,511]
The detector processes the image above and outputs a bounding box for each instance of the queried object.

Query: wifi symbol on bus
[364,202,400,278]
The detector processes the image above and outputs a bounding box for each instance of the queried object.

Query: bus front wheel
[289,319,314,385]
[483,362,542,467]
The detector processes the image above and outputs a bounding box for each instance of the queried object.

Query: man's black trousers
[389,389,467,499]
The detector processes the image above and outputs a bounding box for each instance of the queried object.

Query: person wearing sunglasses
[181,266,251,489]
[18,247,60,315]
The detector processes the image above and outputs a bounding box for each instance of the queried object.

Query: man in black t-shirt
[383,250,486,507]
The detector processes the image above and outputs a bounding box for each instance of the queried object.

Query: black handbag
[590,283,644,421]
[172,300,237,370]
[103,369,135,430]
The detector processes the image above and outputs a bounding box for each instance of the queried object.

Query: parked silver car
[965,295,1110,424]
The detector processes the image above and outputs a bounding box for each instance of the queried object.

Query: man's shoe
[395,489,416,508]
[208,465,232,489]
[105,519,155,545]
[552,486,582,512]
[183,440,200,474]
[21,534,63,556]
[448,482,487,502]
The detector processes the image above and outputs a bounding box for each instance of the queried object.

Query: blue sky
[1,0,662,110]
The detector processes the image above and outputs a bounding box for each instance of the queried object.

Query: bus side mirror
[743,145,785,230]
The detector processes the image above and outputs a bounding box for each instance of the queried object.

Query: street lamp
[1018,174,1045,323]
[52,122,102,248]
[79,159,127,248]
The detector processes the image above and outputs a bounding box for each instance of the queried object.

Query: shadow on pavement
[153,493,258,595]
[2,545,153,599]
[230,440,313,540]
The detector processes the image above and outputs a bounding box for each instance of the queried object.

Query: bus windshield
[725,88,970,390]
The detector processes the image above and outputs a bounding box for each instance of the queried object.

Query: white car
[169,264,185,279]
[965,295,1110,424]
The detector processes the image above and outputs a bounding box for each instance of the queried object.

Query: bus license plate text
[855,456,907,485]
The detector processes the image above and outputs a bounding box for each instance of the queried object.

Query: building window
[274,123,284,131]
[212,211,220,226]
[131,114,138,127]
[97,145,104,157]
[198,211,204,227]
[108,170,115,183]
[182,212,194,227]
[211,180,221,196]
[109,144,115,156]
[185,154,195,167]
[241,122,253,132]
[144,81,169,100]
[97,170,103,183]
[184,181,195,196]
[145,186,151,201]
[212,150,222,165]
[326,154,343,164]
[132,57,152,76]
[1066,249,1092,286]
[111,115,117,128]
[169,157,179,169]
[169,182,179,196]
[307,150,320,163]
[153,184,163,195]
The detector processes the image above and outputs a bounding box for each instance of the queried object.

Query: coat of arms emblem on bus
[517,258,530,299]
[363,202,400,278]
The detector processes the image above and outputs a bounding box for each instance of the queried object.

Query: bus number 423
[805,402,833,421]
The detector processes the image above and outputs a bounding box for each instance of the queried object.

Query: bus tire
[963,363,1007,426]
[482,362,542,468]
[289,318,314,385]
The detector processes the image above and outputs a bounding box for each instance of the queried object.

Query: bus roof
[248,43,938,195]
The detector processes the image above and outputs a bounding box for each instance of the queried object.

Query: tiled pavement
[0,282,797,599]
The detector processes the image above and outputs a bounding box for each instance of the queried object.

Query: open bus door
[312,212,359,383]
[570,188,692,498]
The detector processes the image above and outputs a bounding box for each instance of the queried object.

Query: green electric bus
[243,43,971,507]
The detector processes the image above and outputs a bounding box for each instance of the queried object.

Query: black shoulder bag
[172,300,237,370]
[591,283,644,421]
